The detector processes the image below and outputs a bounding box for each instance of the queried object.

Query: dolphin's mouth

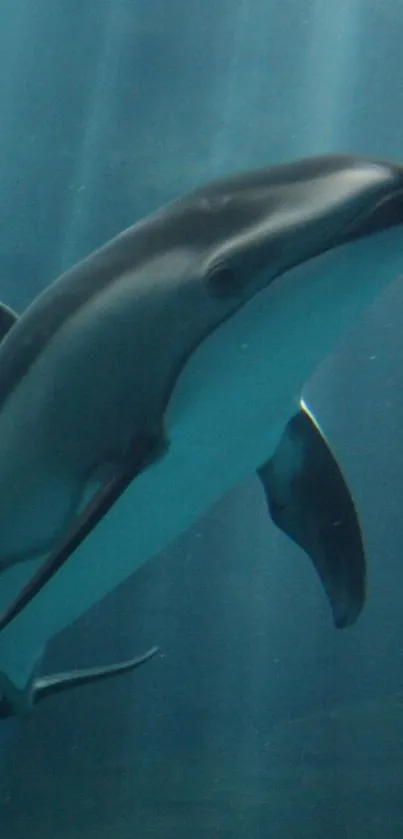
[264,187,403,298]
[341,187,403,243]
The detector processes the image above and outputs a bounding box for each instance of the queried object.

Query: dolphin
[0,153,402,718]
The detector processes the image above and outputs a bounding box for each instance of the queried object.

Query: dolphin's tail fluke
[0,645,159,719]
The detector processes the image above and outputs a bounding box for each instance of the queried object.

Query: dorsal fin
[0,303,18,342]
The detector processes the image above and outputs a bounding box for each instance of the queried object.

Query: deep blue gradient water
[0,1,403,837]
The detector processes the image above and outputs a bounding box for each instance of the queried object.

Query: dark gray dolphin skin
[0,153,402,717]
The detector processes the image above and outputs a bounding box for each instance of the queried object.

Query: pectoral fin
[0,646,159,719]
[257,405,366,628]
[0,433,167,633]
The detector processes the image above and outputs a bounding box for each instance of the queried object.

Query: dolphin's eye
[206,265,242,299]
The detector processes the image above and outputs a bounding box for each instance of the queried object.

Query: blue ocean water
[0,1,403,837]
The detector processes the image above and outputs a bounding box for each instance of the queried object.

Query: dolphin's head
[161,152,403,474]
[170,154,403,305]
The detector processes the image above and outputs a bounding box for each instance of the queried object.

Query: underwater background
[0,0,403,837]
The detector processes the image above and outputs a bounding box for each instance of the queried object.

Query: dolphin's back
[1,153,402,413]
